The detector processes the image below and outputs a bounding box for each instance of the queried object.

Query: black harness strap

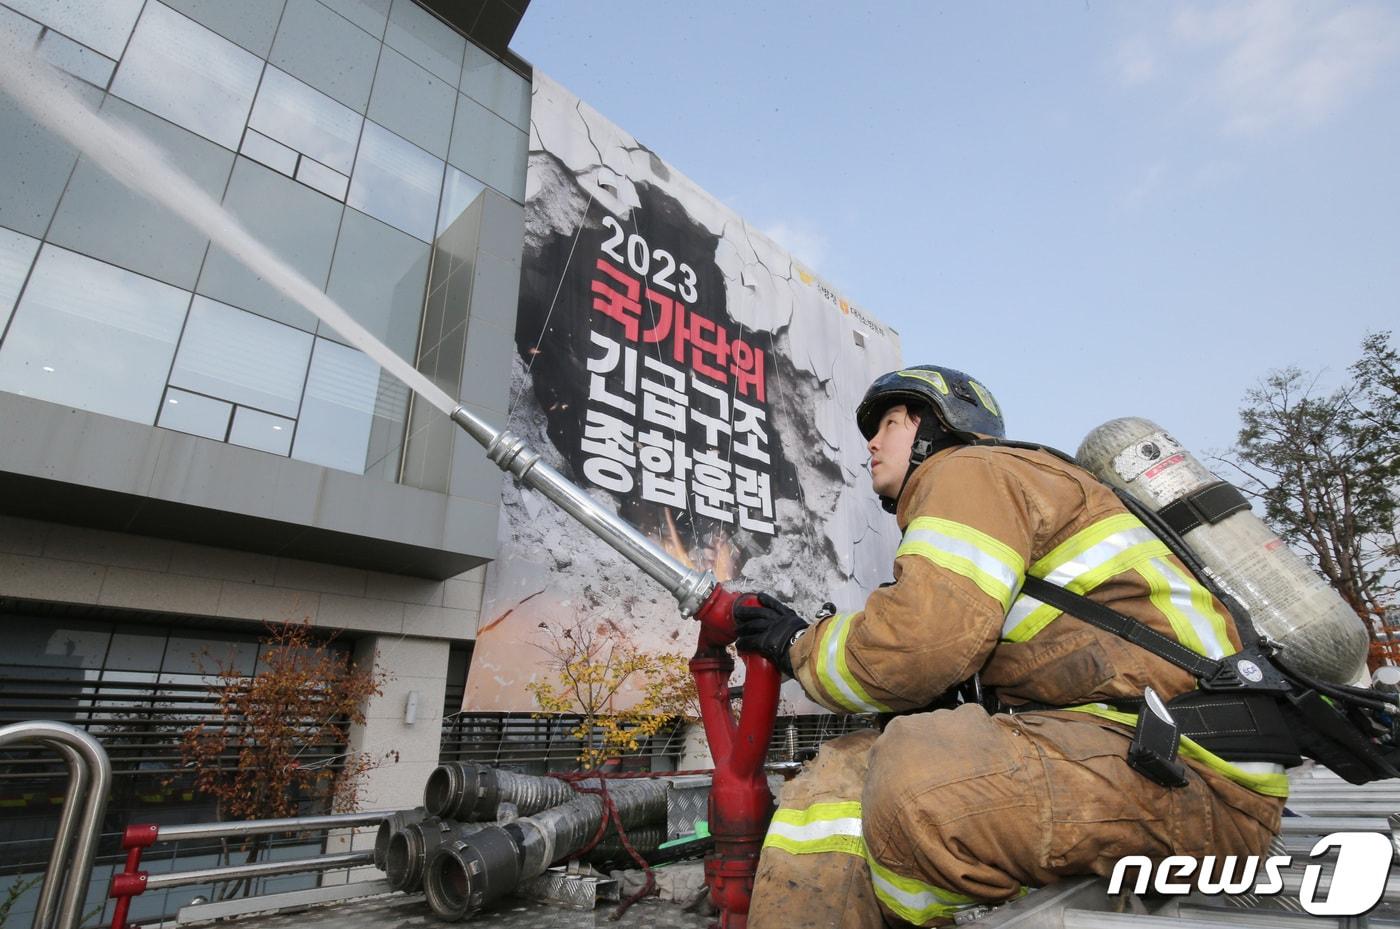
[1020,575,1221,680]
[1157,481,1251,536]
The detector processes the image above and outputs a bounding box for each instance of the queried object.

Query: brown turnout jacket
[790,444,1243,715]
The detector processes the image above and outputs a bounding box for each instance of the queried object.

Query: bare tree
[1220,332,1400,652]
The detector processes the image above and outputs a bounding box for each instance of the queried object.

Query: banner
[466,73,904,713]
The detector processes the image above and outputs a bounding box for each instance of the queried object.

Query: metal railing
[107,810,392,929]
[0,720,112,929]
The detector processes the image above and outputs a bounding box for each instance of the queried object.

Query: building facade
[0,0,532,917]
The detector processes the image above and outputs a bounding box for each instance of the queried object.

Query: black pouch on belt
[1127,687,1189,788]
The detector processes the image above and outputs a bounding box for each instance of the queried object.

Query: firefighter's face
[868,405,919,498]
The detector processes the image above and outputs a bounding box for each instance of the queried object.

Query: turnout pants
[749,704,1283,928]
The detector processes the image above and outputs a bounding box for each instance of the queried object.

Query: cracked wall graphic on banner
[466,73,904,714]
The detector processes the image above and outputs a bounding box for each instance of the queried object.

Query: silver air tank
[1077,417,1370,685]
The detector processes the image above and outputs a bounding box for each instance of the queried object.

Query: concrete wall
[0,514,484,639]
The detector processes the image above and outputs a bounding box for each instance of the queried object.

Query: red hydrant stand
[691,585,781,929]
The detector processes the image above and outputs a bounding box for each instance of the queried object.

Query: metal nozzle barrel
[449,406,716,615]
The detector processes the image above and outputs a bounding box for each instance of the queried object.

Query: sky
[512,1,1400,459]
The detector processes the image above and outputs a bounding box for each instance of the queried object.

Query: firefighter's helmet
[856,365,1005,443]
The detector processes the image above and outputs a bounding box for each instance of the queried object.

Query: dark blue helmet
[856,365,1005,443]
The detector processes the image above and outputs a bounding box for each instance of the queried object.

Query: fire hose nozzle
[449,405,717,615]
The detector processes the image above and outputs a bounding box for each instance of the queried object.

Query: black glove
[733,592,809,678]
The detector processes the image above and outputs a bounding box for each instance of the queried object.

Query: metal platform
[176,887,713,929]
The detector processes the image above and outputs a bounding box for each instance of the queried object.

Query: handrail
[0,721,112,929]
[141,851,372,892]
[109,810,396,929]
[153,811,389,843]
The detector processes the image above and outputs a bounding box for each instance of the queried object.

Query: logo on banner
[1107,832,1394,916]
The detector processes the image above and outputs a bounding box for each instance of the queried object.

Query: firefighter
[735,365,1286,928]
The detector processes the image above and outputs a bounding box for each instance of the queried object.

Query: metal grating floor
[198,891,714,929]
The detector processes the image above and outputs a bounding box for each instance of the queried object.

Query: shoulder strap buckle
[1199,642,1293,694]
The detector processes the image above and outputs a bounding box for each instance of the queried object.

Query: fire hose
[449,405,778,928]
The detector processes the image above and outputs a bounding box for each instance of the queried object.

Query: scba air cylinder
[1076,417,1370,685]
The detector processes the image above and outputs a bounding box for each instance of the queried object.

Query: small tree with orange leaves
[177,622,392,889]
[526,616,699,770]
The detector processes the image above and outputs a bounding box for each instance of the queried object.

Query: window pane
[169,296,314,418]
[106,627,171,673]
[0,5,43,49]
[0,226,41,336]
[367,47,455,158]
[347,121,443,242]
[110,3,263,150]
[229,407,294,455]
[0,72,98,237]
[0,246,189,423]
[4,0,143,59]
[249,67,363,175]
[48,95,235,292]
[291,338,375,472]
[384,0,464,86]
[156,387,232,440]
[460,44,529,131]
[320,0,389,38]
[448,94,526,203]
[37,28,117,88]
[196,158,343,334]
[164,632,257,676]
[323,207,430,360]
[436,166,485,237]
[295,159,349,201]
[0,620,111,671]
[269,0,380,113]
[159,0,286,58]
[240,128,298,176]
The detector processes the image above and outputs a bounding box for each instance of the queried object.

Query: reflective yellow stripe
[868,855,990,923]
[897,369,949,394]
[1062,705,1289,798]
[763,800,1004,924]
[814,613,891,714]
[763,801,865,857]
[1003,515,1173,641]
[898,517,1024,611]
[1135,558,1234,659]
[969,380,999,416]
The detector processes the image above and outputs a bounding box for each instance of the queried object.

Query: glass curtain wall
[0,0,527,480]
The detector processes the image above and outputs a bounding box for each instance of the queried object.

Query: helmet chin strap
[878,417,960,514]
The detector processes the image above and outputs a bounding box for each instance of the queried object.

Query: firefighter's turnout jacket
[750,444,1285,929]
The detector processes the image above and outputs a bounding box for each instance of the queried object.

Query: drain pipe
[423,763,577,821]
[424,779,669,921]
